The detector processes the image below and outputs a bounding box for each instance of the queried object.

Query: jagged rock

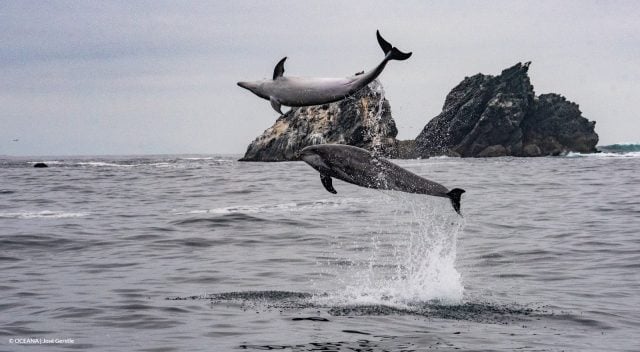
[523,93,599,155]
[415,62,599,157]
[240,80,398,161]
[477,145,507,157]
[522,144,542,157]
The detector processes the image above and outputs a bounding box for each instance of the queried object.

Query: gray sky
[1,1,639,156]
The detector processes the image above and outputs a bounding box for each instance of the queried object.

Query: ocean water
[1,151,639,351]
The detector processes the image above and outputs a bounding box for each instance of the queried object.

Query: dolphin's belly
[273,77,356,106]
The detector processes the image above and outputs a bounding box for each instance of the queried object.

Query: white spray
[316,192,465,308]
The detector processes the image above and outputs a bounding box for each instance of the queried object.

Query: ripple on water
[0,234,73,250]
[171,212,309,228]
[2,154,638,352]
[171,213,271,227]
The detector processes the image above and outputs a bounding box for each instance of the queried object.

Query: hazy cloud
[1,1,639,156]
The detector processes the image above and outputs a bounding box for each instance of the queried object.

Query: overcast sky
[1,1,638,156]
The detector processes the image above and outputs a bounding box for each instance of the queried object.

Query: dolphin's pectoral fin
[273,57,287,79]
[320,174,337,194]
[270,96,284,115]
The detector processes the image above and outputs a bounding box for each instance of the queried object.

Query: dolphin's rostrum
[237,31,412,114]
[300,144,465,215]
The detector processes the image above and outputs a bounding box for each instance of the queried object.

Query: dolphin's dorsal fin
[320,174,337,194]
[270,96,283,115]
[273,57,287,79]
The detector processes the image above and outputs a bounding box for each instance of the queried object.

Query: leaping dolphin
[237,31,412,115]
[300,144,466,215]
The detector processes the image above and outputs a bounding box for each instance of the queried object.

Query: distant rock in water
[415,62,599,157]
[33,162,48,168]
[240,80,398,161]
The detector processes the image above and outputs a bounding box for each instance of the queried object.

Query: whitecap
[0,211,90,219]
[149,162,173,168]
[564,151,640,158]
[173,198,372,216]
[76,161,134,167]
[180,157,214,160]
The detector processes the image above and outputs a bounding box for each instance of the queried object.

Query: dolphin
[237,31,412,114]
[299,144,466,215]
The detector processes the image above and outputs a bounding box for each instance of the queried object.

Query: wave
[0,211,90,219]
[174,198,371,216]
[178,157,234,162]
[565,151,640,158]
[76,161,135,168]
[597,143,640,153]
[562,143,640,158]
[0,156,237,169]
[172,212,271,226]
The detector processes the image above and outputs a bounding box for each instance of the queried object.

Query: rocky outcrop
[520,93,599,156]
[415,62,598,157]
[240,80,398,161]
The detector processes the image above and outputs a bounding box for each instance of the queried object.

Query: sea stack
[240,80,399,161]
[414,62,599,157]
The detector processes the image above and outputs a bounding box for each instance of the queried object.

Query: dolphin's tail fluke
[446,188,465,216]
[376,30,412,61]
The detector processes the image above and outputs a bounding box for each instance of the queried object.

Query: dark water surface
[1,153,639,351]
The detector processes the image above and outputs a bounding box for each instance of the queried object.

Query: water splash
[364,80,388,156]
[316,193,465,307]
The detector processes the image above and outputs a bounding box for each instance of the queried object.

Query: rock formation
[415,62,599,157]
[240,80,399,161]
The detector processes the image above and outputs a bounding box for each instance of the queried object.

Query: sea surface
[1,149,639,351]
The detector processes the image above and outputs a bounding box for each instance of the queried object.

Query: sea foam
[0,211,90,219]
[174,198,373,215]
